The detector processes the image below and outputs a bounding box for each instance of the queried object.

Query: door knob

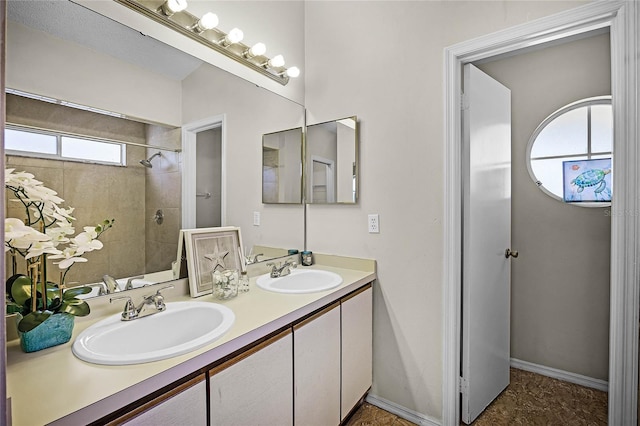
[505,248,519,258]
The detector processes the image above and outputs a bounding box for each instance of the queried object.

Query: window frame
[5,124,127,166]
[525,95,612,205]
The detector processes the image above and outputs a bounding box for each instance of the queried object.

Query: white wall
[181,64,305,250]
[303,0,590,421]
[477,33,611,381]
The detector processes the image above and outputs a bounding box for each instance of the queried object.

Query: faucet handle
[155,284,175,294]
[110,295,137,321]
[144,284,175,311]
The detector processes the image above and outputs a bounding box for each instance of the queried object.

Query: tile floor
[346,368,608,426]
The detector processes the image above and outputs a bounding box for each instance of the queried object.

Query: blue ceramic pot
[17,313,75,353]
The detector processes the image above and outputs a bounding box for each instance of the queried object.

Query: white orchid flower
[5,169,42,188]
[4,218,35,252]
[24,241,60,259]
[46,224,75,246]
[5,219,51,251]
[49,247,89,269]
[55,256,88,269]
[71,232,103,255]
[23,184,64,205]
[5,169,114,278]
[48,204,75,222]
[82,226,99,239]
[5,218,34,240]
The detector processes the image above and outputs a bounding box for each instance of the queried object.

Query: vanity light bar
[114,0,300,86]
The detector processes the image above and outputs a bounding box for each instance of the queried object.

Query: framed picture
[562,158,612,203]
[181,226,244,297]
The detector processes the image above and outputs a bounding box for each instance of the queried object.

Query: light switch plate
[253,211,261,226]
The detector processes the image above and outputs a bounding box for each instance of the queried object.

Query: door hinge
[459,376,469,395]
[461,92,470,111]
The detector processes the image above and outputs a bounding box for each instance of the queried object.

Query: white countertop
[6,255,376,426]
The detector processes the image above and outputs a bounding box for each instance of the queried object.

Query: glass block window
[5,126,126,166]
[526,96,612,203]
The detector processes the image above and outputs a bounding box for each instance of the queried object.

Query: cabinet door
[341,285,373,420]
[209,330,293,426]
[120,376,207,426]
[294,303,341,426]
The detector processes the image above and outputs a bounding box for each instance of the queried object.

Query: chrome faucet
[102,275,120,294]
[124,275,144,290]
[86,282,108,296]
[110,284,175,321]
[267,260,298,278]
[245,253,264,264]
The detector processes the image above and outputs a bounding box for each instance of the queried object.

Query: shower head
[140,152,162,168]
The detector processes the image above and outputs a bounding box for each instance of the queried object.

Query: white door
[461,64,512,424]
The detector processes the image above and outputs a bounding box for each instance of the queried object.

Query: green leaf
[59,299,90,317]
[46,286,60,301]
[18,311,51,332]
[47,297,62,312]
[62,286,92,300]
[10,275,33,306]
[6,301,24,315]
[6,274,26,300]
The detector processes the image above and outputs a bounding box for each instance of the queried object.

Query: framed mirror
[305,117,358,204]
[262,127,303,204]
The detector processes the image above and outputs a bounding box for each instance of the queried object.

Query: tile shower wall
[5,154,147,286]
[5,95,151,286]
[144,125,182,274]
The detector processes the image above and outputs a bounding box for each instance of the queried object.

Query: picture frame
[179,226,245,297]
[562,157,612,203]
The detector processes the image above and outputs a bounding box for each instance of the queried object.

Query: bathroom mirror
[262,127,303,204]
[305,117,359,204]
[5,1,305,297]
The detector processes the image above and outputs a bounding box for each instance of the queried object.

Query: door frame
[181,115,226,228]
[310,155,335,203]
[442,2,639,425]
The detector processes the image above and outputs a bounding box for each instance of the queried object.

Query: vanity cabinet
[341,285,373,420]
[117,375,207,425]
[293,302,341,425]
[293,284,373,425]
[209,329,293,426]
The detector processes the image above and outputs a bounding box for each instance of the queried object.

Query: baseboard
[366,393,441,426]
[510,358,608,392]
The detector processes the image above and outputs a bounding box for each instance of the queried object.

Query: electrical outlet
[253,211,261,226]
[368,214,380,233]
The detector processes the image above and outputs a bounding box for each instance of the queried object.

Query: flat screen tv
[563,158,612,203]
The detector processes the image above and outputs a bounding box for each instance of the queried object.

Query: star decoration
[204,247,229,271]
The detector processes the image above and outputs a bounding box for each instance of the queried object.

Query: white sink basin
[256,269,343,294]
[72,302,234,365]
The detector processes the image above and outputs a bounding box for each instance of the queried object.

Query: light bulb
[246,42,267,58]
[268,54,285,68]
[194,12,218,32]
[285,66,300,78]
[160,0,187,16]
[225,28,244,44]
